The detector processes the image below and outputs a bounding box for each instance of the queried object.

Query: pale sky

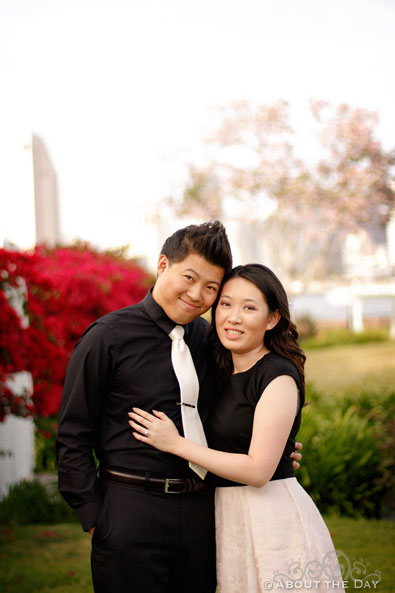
[1,0,394,267]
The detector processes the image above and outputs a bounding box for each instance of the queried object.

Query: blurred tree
[170,100,395,287]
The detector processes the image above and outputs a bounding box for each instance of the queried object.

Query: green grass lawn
[1,518,394,592]
[326,515,394,593]
[305,341,395,393]
[0,524,91,593]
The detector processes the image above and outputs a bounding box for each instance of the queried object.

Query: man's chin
[174,308,202,325]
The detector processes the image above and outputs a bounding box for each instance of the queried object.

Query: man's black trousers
[91,480,216,593]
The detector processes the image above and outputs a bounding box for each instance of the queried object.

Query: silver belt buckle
[164,478,180,494]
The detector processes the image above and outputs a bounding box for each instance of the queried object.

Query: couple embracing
[56,221,343,593]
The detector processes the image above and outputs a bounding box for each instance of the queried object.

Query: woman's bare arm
[129,375,298,488]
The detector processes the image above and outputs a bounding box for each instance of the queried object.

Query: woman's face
[215,276,279,356]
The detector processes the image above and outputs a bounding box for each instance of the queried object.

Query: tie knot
[169,325,185,341]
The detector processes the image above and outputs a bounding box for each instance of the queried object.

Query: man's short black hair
[160,220,232,273]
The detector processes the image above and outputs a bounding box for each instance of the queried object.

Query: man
[56,221,301,593]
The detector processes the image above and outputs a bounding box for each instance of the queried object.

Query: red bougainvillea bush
[0,245,151,421]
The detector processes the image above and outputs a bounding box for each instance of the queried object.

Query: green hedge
[300,327,390,349]
[0,479,77,525]
[35,415,58,472]
[298,385,394,518]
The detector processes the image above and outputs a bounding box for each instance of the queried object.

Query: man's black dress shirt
[56,290,216,531]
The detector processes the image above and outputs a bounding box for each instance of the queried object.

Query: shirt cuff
[76,499,102,532]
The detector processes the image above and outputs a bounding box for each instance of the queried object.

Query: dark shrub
[0,479,77,525]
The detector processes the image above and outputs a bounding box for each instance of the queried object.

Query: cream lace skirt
[215,478,344,593]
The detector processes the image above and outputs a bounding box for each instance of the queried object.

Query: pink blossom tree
[170,100,395,287]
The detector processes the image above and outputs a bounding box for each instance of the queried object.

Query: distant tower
[0,133,61,249]
[31,134,60,246]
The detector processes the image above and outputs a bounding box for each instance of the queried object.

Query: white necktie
[169,325,208,479]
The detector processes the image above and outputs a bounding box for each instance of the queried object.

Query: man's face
[152,253,224,324]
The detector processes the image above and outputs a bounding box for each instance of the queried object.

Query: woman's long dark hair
[208,264,306,388]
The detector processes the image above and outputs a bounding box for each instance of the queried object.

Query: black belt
[100,467,206,494]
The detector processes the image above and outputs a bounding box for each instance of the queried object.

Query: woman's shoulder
[264,351,298,371]
[254,352,300,386]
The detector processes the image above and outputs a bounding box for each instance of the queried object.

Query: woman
[129,264,343,592]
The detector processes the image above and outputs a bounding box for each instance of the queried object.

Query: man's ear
[157,254,169,276]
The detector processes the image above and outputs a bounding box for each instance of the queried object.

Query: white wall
[0,373,35,498]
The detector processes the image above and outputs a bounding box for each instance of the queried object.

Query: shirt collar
[142,288,180,336]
